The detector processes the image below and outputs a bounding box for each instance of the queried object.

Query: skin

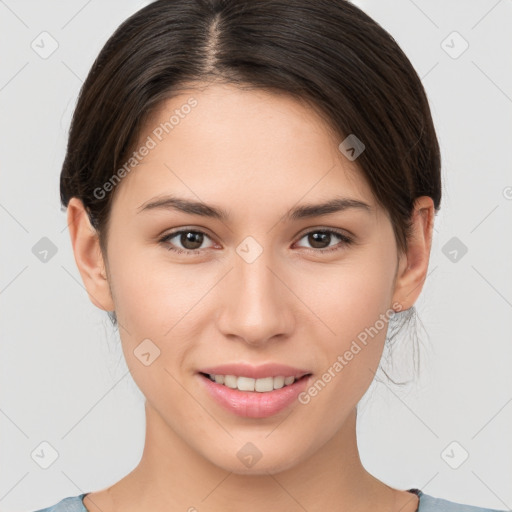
[67,82,434,512]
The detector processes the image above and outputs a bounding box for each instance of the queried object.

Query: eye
[159,227,354,256]
[294,229,353,253]
[159,229,216,255]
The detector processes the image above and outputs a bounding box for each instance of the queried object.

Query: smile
[198,372,312,418]
[203,373,298,392]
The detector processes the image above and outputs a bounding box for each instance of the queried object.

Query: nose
[215,246,295,347]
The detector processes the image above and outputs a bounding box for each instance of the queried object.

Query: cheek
[311,242,396,339]
[108,238,205,334]
[300,246,397,396]
[106,242,207,391]
[325,267,394,343]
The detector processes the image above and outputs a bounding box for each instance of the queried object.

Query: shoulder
[31,494,88,512]
[417,491,507,512]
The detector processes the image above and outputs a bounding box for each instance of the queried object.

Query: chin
[203,437,312,476]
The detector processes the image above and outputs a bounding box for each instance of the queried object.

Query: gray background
[1,1,511,511]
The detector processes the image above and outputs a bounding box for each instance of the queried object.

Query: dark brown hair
[60,0,441,377]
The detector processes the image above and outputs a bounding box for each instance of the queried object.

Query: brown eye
[308,231,332,249]
[178,231,204,250]
[295,229,353,253]
[160,229,215,255]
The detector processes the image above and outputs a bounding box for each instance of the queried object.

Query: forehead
[112,83,376,217]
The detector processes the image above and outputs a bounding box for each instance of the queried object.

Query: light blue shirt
[32,490,508,512]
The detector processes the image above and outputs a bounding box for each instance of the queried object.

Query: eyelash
[158,228,354,256]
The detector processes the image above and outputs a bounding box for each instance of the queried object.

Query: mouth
[197,370,313,419]
[199,372,311,393]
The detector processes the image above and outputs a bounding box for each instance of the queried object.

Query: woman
[33,0,506,511]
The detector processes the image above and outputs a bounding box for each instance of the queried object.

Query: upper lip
[198,363,312,380]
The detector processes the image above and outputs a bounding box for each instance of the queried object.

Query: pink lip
[198,373,312,418]
[198,362,311,379]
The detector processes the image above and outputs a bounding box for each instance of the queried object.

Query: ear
[66,197,115,312]
[391,196,435,311]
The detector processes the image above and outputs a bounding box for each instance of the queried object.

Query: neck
[108,402,401,512]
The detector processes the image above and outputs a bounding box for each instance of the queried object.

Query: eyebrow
[136,194,372,221]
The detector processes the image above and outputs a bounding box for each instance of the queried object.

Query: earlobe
[67,197,115,312]
[391,196,435,311]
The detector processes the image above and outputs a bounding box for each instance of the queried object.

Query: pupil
[182,232,203,250]
[309,232,330,249]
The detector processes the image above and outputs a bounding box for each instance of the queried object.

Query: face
[72,83,426,475]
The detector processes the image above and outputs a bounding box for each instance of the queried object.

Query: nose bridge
[217,237,292,343]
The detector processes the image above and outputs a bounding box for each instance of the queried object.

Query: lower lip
[198,373,311,419]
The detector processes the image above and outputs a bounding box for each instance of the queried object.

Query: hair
[60,0,441,383]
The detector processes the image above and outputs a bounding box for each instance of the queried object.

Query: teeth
[207,374,299,392]
[273,376,285,389]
